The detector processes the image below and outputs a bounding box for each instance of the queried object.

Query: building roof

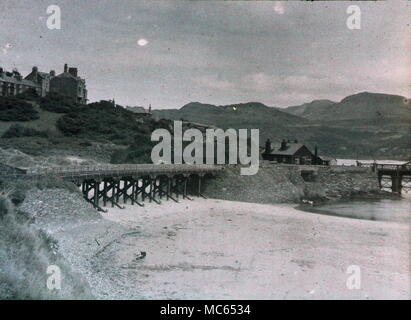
[25,69,52,83]
[37,72,51,79]
[54,72,85,83]
[0,71,39,87]
[267,142,306,156]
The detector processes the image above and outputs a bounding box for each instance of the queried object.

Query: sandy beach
[87,198,410,299]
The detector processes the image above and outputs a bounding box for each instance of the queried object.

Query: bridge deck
[357,162,411,173]
[24,164,223,179]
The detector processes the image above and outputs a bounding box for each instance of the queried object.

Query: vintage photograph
[0,0,409,303]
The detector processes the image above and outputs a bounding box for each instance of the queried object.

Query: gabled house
[49,64,87,104]
[262,139,327,165]
[24,66,55,97]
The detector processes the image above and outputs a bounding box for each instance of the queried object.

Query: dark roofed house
[25,66,55,97]
[262,139,328,165]
[49,63,87,104]
[0,67,41,97]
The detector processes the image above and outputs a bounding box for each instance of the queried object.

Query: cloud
[273,2,285,15]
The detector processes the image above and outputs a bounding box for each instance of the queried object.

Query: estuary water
[301,195,411,224]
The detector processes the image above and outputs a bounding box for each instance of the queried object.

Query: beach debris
[135,251,146,260]
[302,199,314,206]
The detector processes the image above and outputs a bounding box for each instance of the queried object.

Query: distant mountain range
[152,92,410,159]
[284,92,410,121]
[283,99,336,119]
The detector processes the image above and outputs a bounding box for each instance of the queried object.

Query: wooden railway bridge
[1,164,223,212]
[375,163,411,194]
[359,162,411,194]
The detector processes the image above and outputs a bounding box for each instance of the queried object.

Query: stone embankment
[202,161,380,204]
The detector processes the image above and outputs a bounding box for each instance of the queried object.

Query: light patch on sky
[137,38,148,47]
[274,2,285,15]
[0,0,409,109]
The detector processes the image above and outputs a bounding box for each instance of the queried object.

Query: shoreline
[300,190,402,206]
[91,197,409,299]
[18,186,410,299]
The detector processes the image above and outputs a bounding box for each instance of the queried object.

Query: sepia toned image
[0,0,409,306]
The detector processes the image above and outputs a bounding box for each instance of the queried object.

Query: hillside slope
[153,97,411,160]
[284,99,336,119]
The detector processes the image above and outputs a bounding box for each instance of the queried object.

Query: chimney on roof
[12,69,22,81]
[68,67,78,77]
[280,139,287,151]
[32,66,38,79]
[64,63,68,73]
[0,67,3,76]
[265,138,272,154]
[50,70,55,77]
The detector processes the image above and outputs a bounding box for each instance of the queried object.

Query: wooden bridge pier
[79,172,210,211]
[0,163,222,211]
[375,163,411,194]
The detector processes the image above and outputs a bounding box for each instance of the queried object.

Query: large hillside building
[0,67,41,97]
[0,63,87,104]
[50,64,87,104]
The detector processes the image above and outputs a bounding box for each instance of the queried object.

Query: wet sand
[91,198,410,299]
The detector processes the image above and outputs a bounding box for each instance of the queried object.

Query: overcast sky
[0,0,409,109]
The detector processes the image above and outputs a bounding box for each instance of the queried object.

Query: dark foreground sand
[51,198,409,299]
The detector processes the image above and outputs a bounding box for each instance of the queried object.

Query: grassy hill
[0,95,173,164]
[284,100,336,119]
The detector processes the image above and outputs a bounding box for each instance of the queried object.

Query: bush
[39,93,80,113]
[1,124,49,138]
[15,88,39,100]
[0,97,39,121]
[0,192,93,299]
[56,100,150,142]
[56,113,84,135]
[110,133,154,164]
